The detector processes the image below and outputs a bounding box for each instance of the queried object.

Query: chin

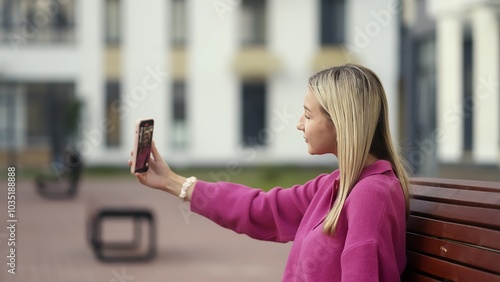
[307,148,318,155]
[308,147,334,156]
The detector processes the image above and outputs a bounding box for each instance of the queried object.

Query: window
[241,82,266,146]
[320,0,345,45]
[105,81,121,147]
[0,0,7,32]
[0,83,15,147]
[25,84,49,143]
[413,37,436,174]
[105,0,121,45]
[171,0,186,46]
[171,81,187,149]
[241,0,266,46]
[27,84,74,144]
[463,38,473,152]
[0,0,76,43]
[22,82,75,160]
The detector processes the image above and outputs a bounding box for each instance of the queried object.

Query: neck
[364,154,379,168]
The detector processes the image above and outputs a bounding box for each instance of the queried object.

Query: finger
[135,173,146,184]
[151,141,164,162]
[127,160,132,166]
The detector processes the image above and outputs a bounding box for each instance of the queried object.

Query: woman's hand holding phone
[128,138,193,200]
[129,140,172,191]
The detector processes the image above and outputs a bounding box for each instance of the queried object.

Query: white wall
[76,0,104,164]
[347,0,401,139]
[117,0,168,166]
[187,0,239,165]
[471,4,500,164]
[267,0,323,164]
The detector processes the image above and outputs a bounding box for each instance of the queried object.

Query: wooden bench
[403,178,500,282]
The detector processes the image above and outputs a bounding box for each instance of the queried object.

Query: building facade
[401,0,500,176]
[0,0,401,168]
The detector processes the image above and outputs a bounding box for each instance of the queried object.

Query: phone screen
[135,120,154,173]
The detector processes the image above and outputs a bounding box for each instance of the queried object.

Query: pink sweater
[190,160,407,281]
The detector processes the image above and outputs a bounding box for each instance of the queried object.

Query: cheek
[317,124,337,149]
[304,121,315,135]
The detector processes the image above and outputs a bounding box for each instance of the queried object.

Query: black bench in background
[403,178,500,282]
[35,148,83,199]
[88,207,156,262]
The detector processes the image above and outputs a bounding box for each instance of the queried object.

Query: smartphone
[131,118,154,174]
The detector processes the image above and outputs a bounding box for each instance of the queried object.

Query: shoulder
[344,172,405,222]
[317,169,340,187]
[353,173,402,199]
[349,160,403,202]
[350,172,403,202]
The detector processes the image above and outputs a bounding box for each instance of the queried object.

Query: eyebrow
[303,105,311,112]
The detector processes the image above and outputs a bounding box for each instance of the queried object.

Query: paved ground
[2,165,499,282]
[0,177,291,282]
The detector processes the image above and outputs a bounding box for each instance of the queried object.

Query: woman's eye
[305,114,310,120]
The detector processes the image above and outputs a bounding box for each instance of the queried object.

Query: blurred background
[0,0,499,179]
[0,0,499,281]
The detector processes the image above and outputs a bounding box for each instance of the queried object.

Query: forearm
[161,173,197,202]
[190,180,311,242]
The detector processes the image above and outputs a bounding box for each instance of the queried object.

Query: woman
[129,64,410,281]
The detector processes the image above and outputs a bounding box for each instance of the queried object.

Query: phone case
[131,118,154,174]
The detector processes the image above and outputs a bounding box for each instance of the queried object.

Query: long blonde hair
[308,64,410,235]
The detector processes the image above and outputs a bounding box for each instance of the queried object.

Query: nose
[296,114,304,131]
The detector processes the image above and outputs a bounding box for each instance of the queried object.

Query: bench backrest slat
[407,232,500,274]
[411,178,500,193]
[411,184,500,209]
[410,198,500,229]
[403,271,441,282]
[407,216,500,250]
